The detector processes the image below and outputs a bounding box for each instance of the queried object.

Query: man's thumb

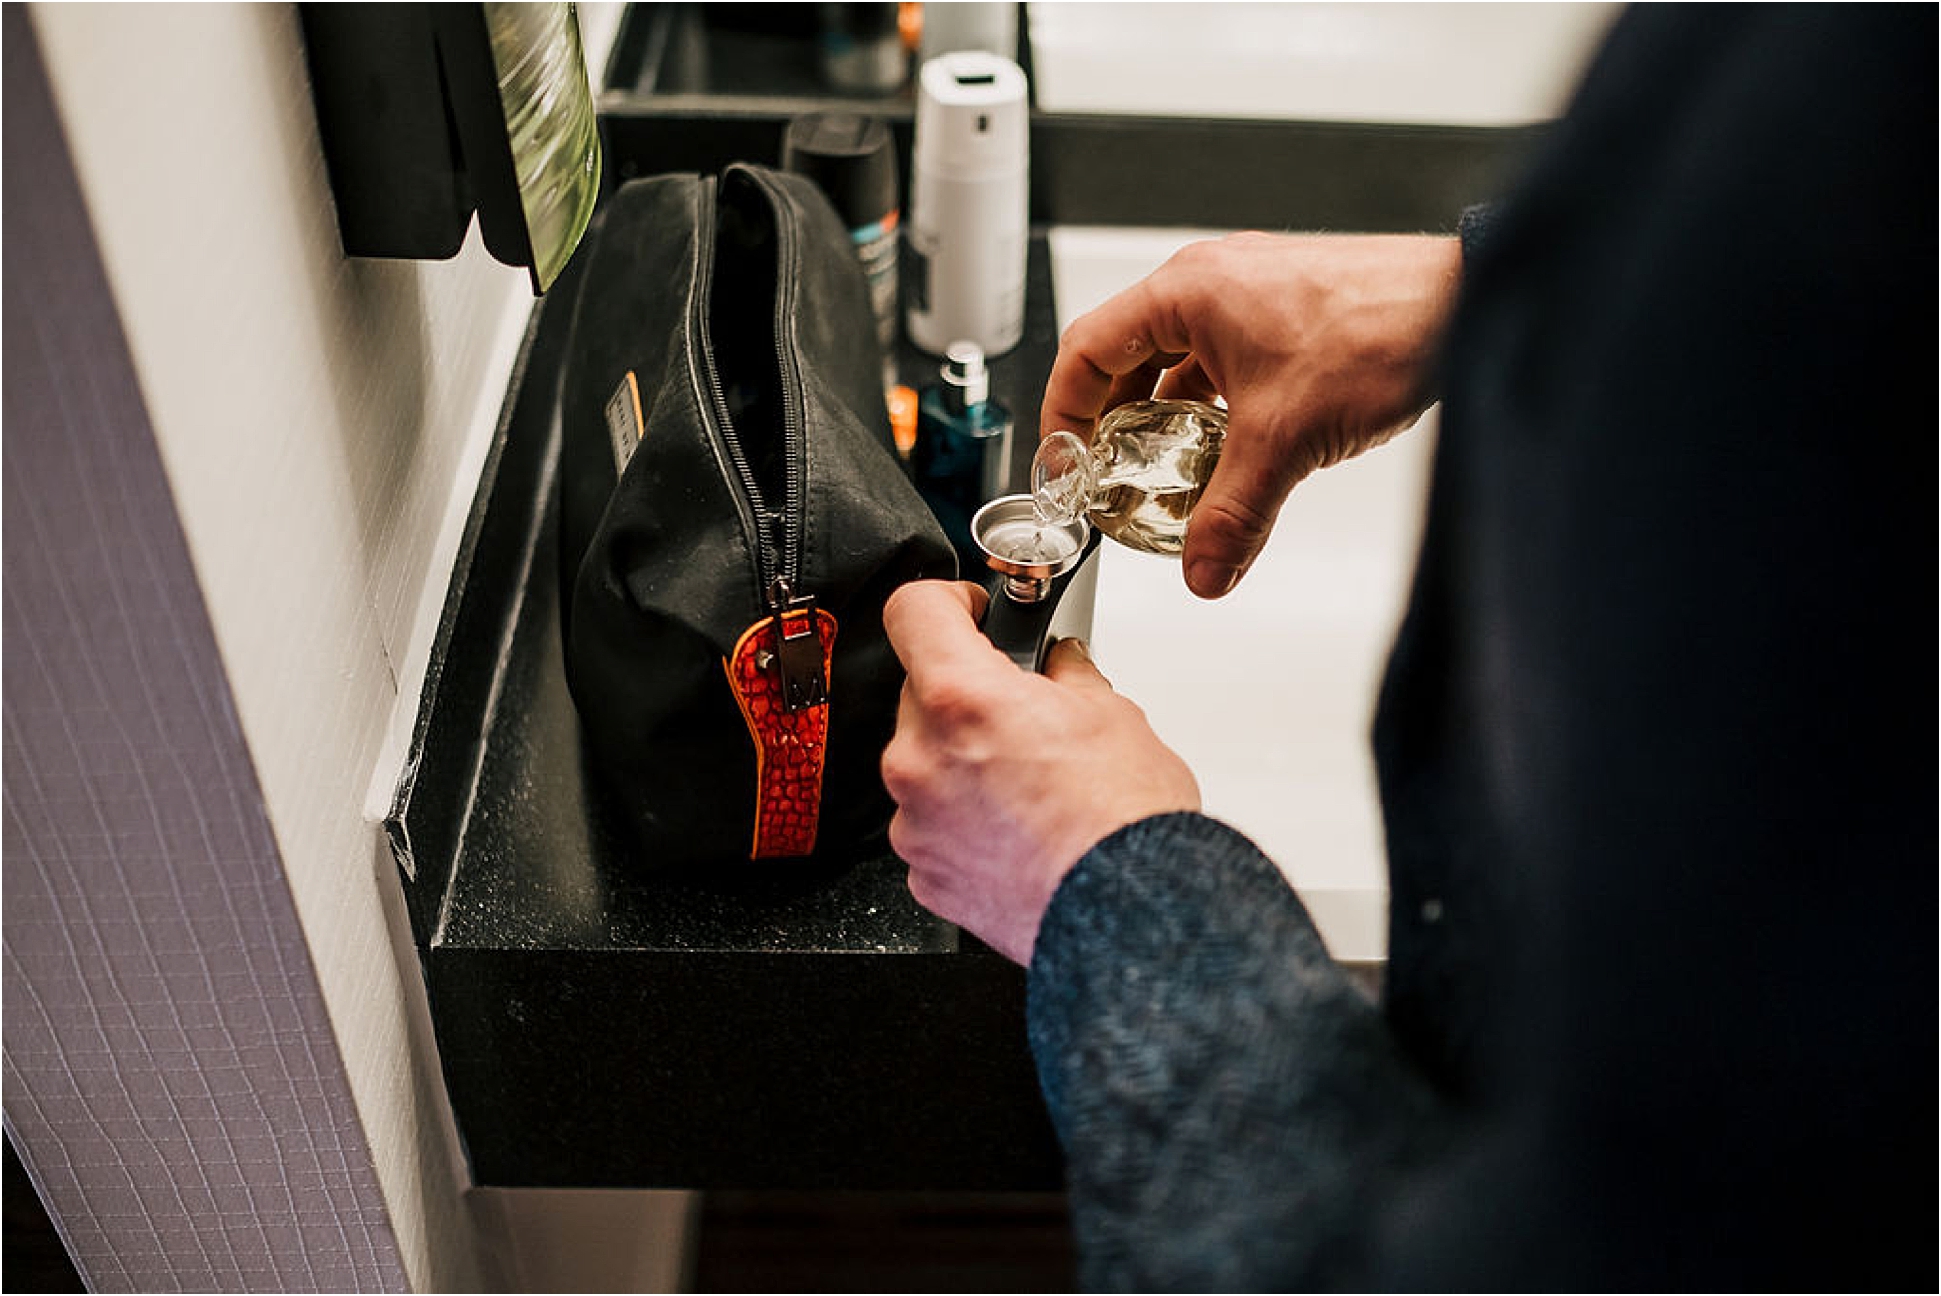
[1182,405,1306,598]
[1183,478,1281,599]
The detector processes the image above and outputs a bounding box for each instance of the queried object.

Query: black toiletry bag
[557,164,955,864]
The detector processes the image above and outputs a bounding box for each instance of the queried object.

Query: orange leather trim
[724,608,837,858]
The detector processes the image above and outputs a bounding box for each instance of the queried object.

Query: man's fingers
[1040,277,1193,439]
[1098,363,1163,420]
[883,580,995,676]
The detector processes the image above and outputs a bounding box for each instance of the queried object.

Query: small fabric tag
[604,371,643,476]
[905,236,932,313]
[724,608,838,858]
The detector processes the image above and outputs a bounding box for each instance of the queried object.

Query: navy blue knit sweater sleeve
[1026,813,1443,1290]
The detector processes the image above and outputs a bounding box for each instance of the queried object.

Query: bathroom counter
[385,235,1066,1190]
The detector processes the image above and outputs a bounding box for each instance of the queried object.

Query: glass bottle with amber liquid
[1029,399,1227,555]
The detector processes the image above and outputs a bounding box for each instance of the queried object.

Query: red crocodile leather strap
[724,607,837,858]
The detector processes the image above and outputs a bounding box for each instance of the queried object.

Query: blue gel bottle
[913,340,1013,569]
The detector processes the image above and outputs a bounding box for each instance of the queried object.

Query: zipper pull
[766,577,828,713]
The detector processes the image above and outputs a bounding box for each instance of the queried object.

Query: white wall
[29,3,616,1287]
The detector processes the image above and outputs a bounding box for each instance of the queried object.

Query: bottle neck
[941,340,990,416]
[1030,429,1098,526]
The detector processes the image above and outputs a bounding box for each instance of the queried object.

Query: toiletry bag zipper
[694,165,828,709]
[695,165,835,857]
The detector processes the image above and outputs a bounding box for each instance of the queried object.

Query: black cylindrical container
[782,113,901,355]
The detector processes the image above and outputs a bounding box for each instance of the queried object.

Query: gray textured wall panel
[2,9,408,1291]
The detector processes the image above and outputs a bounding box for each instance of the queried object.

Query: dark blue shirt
[1027,7,1936,1288]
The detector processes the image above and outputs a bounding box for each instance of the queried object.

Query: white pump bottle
[904,52,1030,358]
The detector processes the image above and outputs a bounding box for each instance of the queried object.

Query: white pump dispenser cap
[914,53,1030,179]
[941,340,991,413]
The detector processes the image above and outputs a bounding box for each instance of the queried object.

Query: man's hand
[880,580,1201,965]
[1041,232,1461,599]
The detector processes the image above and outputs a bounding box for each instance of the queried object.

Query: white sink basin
[1027,1,1618,127]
